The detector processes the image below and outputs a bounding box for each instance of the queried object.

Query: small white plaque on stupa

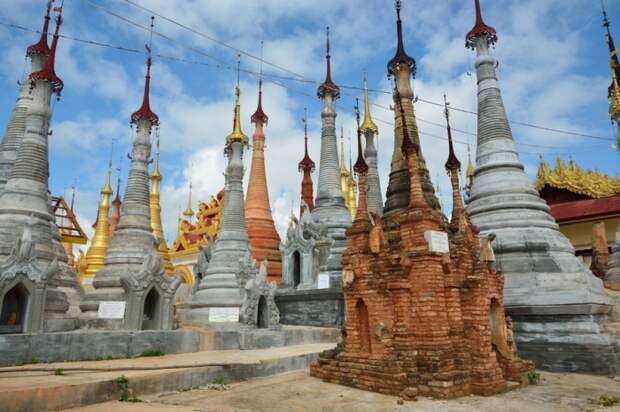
[209,307,239,322]
[98,301,126,319]
[317,274,330,289]
[424,230,449,253]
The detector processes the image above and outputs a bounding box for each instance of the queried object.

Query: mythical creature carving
[239,259,280,329]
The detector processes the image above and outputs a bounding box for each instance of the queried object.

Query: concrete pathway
[64,370,620,412]
[0,343,333,411]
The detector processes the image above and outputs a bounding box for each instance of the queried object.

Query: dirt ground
[65,370,620,412]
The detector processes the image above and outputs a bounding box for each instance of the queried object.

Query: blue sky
[0,0,618,247]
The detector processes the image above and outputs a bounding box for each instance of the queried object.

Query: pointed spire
[317,26,341,99]
[183,176,194,220]
[354,98,368,174]
[387,0,416,79]
[131,16,159,126]
[603,3,620,120]
[466,0,497,49]
[29,3,63,95]
[360,73,379,134]
[251,42,269,125]
[339,127,348,173]
[227,57,249,145]
[443,94,461,172]
[26,1,52,57]
[298,108,315,171]
[151,128,162,193]
[466,144,474,178]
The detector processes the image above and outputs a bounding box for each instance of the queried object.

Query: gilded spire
[339,128,348,173]
[26,0,52,57]
[131,16,159,126]
[29,3,63,96]
[360,73,378,134]
[227,58,249,145]
[603,4,620,120]
[465,0,497,49]
[387,0,416,79]
[79,161,113,286]
[466,144,475,179]
[317,26,340,99]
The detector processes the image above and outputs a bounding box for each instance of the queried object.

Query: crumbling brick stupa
[311,5,533,397]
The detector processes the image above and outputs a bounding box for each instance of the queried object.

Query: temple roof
[317,27,340,99]
[465,0,497,49]
[387,0,416,79]
[26,1,52,57]
[536,157,620,199]
[29,9,63,95]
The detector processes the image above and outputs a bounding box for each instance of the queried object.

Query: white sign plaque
[209,307,239,322]
[424,230,450,253]
[82,277,93,286]
[317,274,330,289]
[97,301,126,319]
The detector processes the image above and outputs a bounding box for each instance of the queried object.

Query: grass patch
[527,371,540,385]
[54,368,64,376]
[212,374,226,385]
[139,350,164,357]
[595,395,620,407]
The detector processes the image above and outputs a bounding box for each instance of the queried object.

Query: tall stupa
[360,74,382,216]
[245,78,282,283]
[187,84,252,323]
[465,0,618,373]
[310,27,352,283]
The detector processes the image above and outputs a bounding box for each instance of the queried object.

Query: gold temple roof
[170,189,224,257]
[535,157,620,199]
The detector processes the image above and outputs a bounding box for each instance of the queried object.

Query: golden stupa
[150,133,175,275]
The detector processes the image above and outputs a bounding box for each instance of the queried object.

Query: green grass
[212,374,226,385]
[527,371,541,385]
[54,368,64,376]
[596,395,620,407]
[139,350,164,357]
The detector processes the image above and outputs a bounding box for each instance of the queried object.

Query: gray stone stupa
[310,27,351,286]
[187,85,252,324]
[465,0,619,373]
[0,9,74,333]
[360,74,382,216]
[80,25,179,330]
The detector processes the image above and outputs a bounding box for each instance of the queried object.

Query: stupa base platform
[0,343,335,412]
[275,287,344,327]
[512,313,620,375]
[0,329,201,366]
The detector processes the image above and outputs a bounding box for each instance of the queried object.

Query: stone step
[0,343,336,412]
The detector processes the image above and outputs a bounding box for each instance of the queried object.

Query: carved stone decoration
[0,217,60,333]
[192,234,213,293]
[239,260,280,329]
[279,201,333,290]
[120,238,181,330]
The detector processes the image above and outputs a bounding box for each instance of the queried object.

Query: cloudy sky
[0,0,618,248]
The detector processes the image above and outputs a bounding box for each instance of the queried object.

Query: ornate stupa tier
[0,2,53,194]
[245,81,282,283]
[465,0,618,373]
[383,1,438,215]
[188,86,252,320]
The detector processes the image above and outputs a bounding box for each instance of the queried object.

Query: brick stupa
[245,79,282,283]
[311,5,533,397]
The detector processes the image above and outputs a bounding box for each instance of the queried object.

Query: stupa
[80,20,180,330]
[312,71,533,398]
[360,74,383,216]
[465,0,618,373]
[245,78,282,283]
